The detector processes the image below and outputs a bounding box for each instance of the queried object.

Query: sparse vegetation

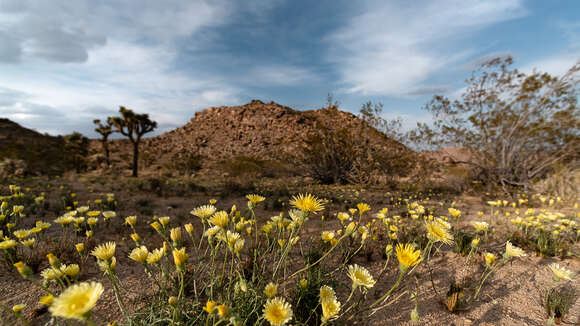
[411,57,580,192]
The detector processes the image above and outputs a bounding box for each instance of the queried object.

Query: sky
[0,0,579,138]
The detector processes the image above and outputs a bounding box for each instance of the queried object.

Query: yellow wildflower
[49,282,104,320]
[263,297,293,326]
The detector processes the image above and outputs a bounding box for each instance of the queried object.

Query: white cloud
[0,0,236,63]
[521,55,579,77]
[0,1,257,135]
[327,0,526,97]
[0,39,242,136]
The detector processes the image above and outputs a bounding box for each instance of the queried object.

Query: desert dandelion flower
[147,248,164,264]
[217,304,229,319]
[62,264,80,277]
[396,243,422,271]
[347,264,376,290]
[12,304,25,314]
[263,297,293,326]
[321,299,341,323]
[91,242,116,260]
[0,239,17,249]
[357,203,371,214]
[504,241,526,258]
[190,205,216,220]
[319,285,336,303]
[425,221,453,244]
[448,208,461,219]
[264,282,278,298]
[39,294,54,306]
[170,227,182,242]
[209,211,229,228]
[471,221,489,233]
[203,300,217,313]
[484,252,496,266]
[49,282,104,320]
[548,263,573,281]
[246,194,266,205]
[290,193,324,214]
[129,246,149,263]
[173,247,188,270]
[124,216,137,227]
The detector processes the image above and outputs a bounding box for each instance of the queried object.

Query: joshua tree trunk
[132,141,139,177]
[102,140,110,167]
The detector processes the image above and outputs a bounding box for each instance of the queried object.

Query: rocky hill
[0,118,68,175]
[100,100,410,173]
[1,100,411,178]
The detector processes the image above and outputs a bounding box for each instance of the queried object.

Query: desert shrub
[63,132,90,173]
[301,102,416,185]
[301,129,359,184]
[166,152,203,176]
[219,156,294,179]
[411,57,580,192]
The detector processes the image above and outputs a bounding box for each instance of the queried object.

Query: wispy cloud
[327,0,527,97]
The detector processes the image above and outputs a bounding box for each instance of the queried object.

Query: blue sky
[0,0,579,137]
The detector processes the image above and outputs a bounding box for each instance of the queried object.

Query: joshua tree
[107,106,157,177]
[93,119,113,167]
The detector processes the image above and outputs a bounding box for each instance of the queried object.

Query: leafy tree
[411,57,580,191]
[108,106,157,177]
[63,132,89,173]
[93,119,113,167]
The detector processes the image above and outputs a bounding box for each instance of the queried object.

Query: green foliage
[544,286,576,321]
[293,247,326,325]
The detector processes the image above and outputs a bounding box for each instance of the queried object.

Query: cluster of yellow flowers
[1,181,578,325]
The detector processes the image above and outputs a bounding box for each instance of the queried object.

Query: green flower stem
[273,225,303,279]
[473,258,506,300]
[106,267,129,323]
[369,270,406,308]
[288,234,347,279]
[197,221,207,251]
